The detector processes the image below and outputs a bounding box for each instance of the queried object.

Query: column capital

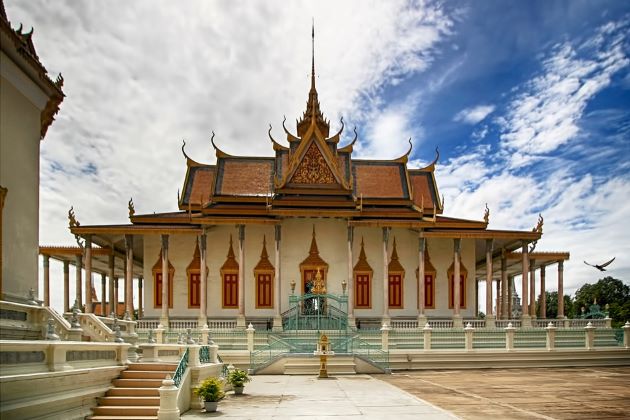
[198,233,207,253]
[485,238,494,252]
[85,234,92,247]
[138,277,143,287]
[125,234,133,249]
[453,238,461,254]
[382,227,390,243]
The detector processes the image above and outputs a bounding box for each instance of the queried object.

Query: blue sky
[4,0,629,312]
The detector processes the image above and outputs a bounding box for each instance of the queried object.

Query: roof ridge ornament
[282,115,300,142]
[210,131,233,158]
[483,203,489,225]
[128,197,135,218]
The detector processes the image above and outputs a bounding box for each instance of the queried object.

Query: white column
[43,255,50,306]
[63,260,70,313]
[347,226,355,327]
[113,277,119,317]
[521,242,531,327]
[485,239,495,328]
[198,234,208,327]
[557,261,565,319]
[84,235,93,313]
[108,253,115,316]
[417,235,426,324]
[138,276,143,319]
[540,265,546,318]
[273,225,283,330]
[100,273,107,316]
[453,238,462,327]
[382,227,390,325]
[500,252,508,319]
[160,234,169,327]
[125,234,134,319]
[75,253,82,309]
[237,225,246,328]
[529,258,536,318]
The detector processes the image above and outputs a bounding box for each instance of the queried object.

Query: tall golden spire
[297,20,329,138]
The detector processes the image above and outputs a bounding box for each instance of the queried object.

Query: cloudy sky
[5,0,629,312]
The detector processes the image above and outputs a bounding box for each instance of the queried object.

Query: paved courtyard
[379,367,630,419]
[182,374,457,419]
[183,367,630,419]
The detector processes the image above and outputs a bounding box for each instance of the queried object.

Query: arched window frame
[447,260,468,309]
[220,235,239,309]
[186,241,208,309]
[152,251,174,309]
[253,236,275,309]
[353,237,373,309]
[388,237,405,309]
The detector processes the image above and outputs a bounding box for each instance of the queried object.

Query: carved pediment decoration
[291,143,336,185]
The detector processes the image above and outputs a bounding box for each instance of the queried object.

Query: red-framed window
[388,274,403,308]
[154,272,173,308]
[448,275,466,309]
[256,273,273,308]
[222,273,238,308]
[424,274,435,308]
[188,273,200,308]
[355,274,371,308]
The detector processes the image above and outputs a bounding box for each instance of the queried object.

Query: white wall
[141,220,477,319]
[0,63,45,300]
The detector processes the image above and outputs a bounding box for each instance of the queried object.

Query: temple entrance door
[303,269,316,295]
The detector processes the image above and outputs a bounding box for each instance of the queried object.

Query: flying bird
[584,257,615,271]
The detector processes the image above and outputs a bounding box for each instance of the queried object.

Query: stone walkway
[378,367,630,419]
[182,374,458,419]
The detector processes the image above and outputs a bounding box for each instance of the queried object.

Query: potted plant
[194,377,225,412]
[226,368,251,395]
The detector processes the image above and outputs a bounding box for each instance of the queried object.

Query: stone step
[112,379,163,388]
[92,406,158,416]
[106,388,160,397]
[120,370,172,380]
[97,396,160,406]
[87,416,157,420]
[127,363,177,372]
[283,358,356,375]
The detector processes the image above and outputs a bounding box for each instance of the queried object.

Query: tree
[537,291,575,319]
[573,277,630,327]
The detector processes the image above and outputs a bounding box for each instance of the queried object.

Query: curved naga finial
[339,126,358,152]
[533,213,544,234]
[329,116,345,142]
[68,206,80,228]
[268,124,288,150]
[282,115,300,142]
[393,138,413,163]
[128,197,135,218]
[210,131,233,158]
[181,139,191,160]
[483,203,490,224]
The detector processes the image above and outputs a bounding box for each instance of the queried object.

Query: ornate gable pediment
[290,142,336,185]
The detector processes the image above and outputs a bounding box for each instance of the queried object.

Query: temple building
[0,1,64,302]
[59,31,571,331]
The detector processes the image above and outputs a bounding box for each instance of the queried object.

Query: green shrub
[194,377,225,402]
[226,368,251,388]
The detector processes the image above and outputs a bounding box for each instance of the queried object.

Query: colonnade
[40,246,143,319]
[486,251,567,321]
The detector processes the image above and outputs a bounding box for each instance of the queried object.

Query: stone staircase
[87,362,177,420]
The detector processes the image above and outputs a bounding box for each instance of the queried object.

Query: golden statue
[311,268,326,294]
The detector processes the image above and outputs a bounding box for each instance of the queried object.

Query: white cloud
[500,21,630,167]
[4,0,455,312]
[453,104,495,124]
